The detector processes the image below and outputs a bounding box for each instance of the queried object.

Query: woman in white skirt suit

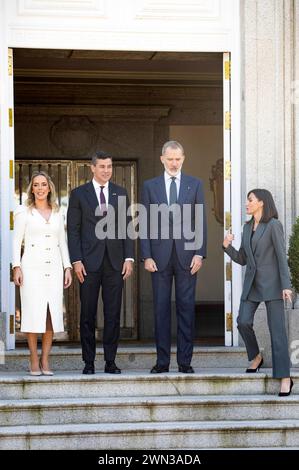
[13,171,72,375]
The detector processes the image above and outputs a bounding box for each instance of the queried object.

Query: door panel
[223,52,233,346]
[15,159,138,342]
[4,48,16,350]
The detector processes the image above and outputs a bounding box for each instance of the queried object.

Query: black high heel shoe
[278,378,294,397]
[246,357,263,373]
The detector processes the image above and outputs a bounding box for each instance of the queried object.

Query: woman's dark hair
[247,188,278,223]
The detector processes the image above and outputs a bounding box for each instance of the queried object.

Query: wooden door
[14,159,138,342]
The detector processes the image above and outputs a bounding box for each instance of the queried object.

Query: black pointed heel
[246,357,263,373]
[278,378,294,397]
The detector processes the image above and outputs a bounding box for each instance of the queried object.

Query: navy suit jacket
[140,173,207,271]
[67,181,134,272]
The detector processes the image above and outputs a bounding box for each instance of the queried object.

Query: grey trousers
[237,299,290,378]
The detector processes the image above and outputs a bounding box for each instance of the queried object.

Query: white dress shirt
[163,171,202,260]
[92,178,109,209]
[93,178,134,263]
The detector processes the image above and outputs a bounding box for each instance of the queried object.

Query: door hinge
[224,60,231,80]
[10,315,15,335]
[9,108,13,127]
[224,161,231,180]
[10,211,14,230]
[225,212,231,231]
[9,160,14,179]
[8,48,13,76]
[226,262,232,281]
[226,312,232,332]
[225,111,231,130]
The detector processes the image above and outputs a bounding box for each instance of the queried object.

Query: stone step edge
[1,370,299,383]
[3,346,247,356]
[1,394,299,409]
[1,419,299,436]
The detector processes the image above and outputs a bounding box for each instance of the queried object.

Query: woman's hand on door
[223,231,234,249]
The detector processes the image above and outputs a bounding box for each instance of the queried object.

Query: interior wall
[14,118,224,340]
[170,126,224,302]
[13,49,224,340]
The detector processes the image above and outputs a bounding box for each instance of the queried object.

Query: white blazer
[13,206,72,333]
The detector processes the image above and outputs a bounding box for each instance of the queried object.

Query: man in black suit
[67,151,134,374]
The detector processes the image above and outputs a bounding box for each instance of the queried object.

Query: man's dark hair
[91,151,113,165]
[247,188,279,223]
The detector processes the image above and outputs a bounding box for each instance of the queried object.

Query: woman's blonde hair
[26,171,59,211]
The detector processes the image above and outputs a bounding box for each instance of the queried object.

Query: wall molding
[18,0,106,18]
[133,0,221,21]
[15,104,171,122]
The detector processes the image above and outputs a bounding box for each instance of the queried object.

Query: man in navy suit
[67,152,134,375]
[141,141,207,373]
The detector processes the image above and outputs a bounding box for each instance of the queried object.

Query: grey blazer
[224,218,291,301]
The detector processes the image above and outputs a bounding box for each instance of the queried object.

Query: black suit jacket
[67,181,134,272]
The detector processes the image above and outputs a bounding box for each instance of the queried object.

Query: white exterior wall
[6,0,235,52]
[295,1,299,217]
[240,0,299,367]
[242,0,296,239]
[0,0,297,364]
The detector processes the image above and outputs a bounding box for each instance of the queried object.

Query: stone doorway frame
[0,0,242,350]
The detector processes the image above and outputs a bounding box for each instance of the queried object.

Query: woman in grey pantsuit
[223,189,293,396]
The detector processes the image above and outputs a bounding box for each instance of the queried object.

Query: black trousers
[79,251,123,364]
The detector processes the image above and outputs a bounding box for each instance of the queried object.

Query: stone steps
[1,356,299,449]
[1,394,299,427]
[1,419,299,449]
[0,346,248,371]
[0,370,295,400]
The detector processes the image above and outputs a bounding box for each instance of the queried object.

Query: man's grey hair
[162,140,184,156]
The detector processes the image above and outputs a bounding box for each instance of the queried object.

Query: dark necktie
[99,186,107,216]
[169,177,177,205]
[168,177,177,238]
